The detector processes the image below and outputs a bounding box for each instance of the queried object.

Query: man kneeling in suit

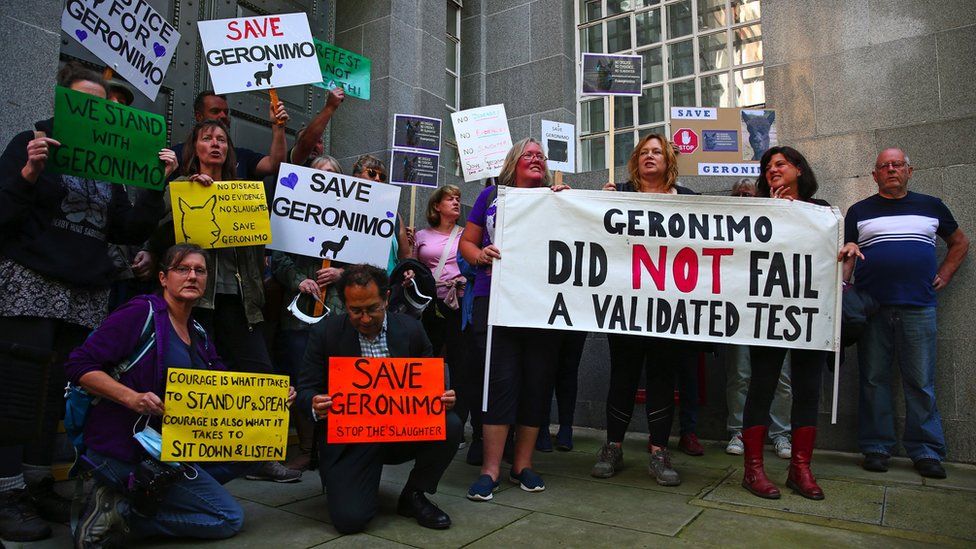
[297,264,462,533]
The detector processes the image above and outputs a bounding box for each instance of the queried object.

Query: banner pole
[831,222,844,425]
[608,95,615,184]
[554,170,563,186]
[409,186,417,228]
[482,326,492,413]
[268,88,285,126]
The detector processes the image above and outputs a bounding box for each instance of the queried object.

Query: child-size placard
[451,104,513,182]
[541,120,576,173]
[327,357,447,443]
[581,53,642,96]
[169,180,271,249]
[61,0,180,100]
[313,39,371,100]
[268,163,402,266]
[198,13,321,94]
[161,368,290,461]
[51,86,167,190]
[669,107,778,177]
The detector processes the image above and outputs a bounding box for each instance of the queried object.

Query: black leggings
[421,299,466,424]
[605,334,688,447]
[743,346,825,429]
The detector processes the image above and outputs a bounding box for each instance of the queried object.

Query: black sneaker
[245,461,302,483]
[862,453,890,472]
[28,476,72,524]
[914,458,947,479]
[74,484,129,549]
[0,487,51,542]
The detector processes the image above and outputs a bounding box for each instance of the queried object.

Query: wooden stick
[102,67,114,81]
[554,170,563,186]
[268,88,285,126]
[608,95,615,184]
[409,186,416,228]
[313,259,331,317]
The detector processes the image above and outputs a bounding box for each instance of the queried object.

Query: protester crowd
[0,61,969,547]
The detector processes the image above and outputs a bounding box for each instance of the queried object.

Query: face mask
[133,425,181,468]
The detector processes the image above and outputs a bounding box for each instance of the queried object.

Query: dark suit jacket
[296,311,434,435]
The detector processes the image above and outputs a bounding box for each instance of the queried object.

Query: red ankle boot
[741,425,780,499]
[786,426,824,500]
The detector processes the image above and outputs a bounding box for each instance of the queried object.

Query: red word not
[632,245,733,294]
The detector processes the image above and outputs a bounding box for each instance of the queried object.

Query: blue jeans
[86,450,251,540]
[725,345,791,438]
[857,306,945,461]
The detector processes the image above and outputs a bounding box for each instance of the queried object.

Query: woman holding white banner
[592,133,698,487]
[740,146,862,501]
[460,138,570,501]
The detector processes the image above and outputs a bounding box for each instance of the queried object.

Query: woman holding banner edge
[740,146,862,501]
[592,133,698,487]
[461,138,570,501]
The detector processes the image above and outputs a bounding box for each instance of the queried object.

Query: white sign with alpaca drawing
[268,163,402,268]
[197,13,322,95]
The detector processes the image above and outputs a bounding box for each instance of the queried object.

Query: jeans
[725,345,791,438]
[87,449,252,541]
[857,306,945,461]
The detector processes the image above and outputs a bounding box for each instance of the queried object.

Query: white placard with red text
[487,188,843,351]
[198,13,321,94]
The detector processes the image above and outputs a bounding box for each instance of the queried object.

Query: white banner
[451,104,512,182]
[198,13,321,95]
[61,0,181,101]
[487,188,843,351]
[268,163,401,267]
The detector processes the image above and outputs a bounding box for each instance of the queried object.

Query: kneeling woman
[65,244,292,545]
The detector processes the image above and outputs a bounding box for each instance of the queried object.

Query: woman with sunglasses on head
[592,133,699,487]
[351,155,414,270]
[461,138,571,501]
[740,146,861,501]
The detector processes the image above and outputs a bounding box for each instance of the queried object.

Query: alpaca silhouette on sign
[741,110,776,160]
[319,235,349,259]
[178,196,221,247]
[254,63,274,86]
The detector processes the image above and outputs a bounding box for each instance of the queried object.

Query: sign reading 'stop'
[198,13,322,95]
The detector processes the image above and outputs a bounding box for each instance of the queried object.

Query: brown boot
[786,426,824,500]
[741,425,780,499]
[285,412,315,471]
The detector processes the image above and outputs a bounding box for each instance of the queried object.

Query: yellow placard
[161,368,289,462]
[169,180,271,249]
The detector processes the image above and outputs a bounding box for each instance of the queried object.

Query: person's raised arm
[934,228,970,290]
[255,101,290,177]
[291,88,344,166]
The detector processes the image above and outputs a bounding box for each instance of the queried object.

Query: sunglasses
[365,168,386,181]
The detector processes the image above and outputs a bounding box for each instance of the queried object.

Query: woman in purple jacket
[65,244,283,546]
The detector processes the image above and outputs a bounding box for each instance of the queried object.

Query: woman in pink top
[413,185,468,428]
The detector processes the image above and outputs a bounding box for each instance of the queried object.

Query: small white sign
[671,107,718,120]
[268,163,402,267]
[541,120,576,173]
[451,104,513,182]
[61,0,181,101]
[697,162,762,176]
[198,13,322,95]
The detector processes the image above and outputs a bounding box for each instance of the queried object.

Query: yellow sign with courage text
[169,180,271,249]
[161,368,289,462]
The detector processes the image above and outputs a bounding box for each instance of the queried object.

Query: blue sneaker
[510,468,545,492]
[467,474,499,501]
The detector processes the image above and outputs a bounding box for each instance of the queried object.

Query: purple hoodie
[65,294,225,463]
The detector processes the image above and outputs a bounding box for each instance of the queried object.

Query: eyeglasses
[519,153,547,162]
[875,161,909,170]
[365,168,386,181]
[170,265,207,277]
[347,303,385,317]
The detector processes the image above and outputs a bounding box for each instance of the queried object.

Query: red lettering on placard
[633,245,666,291]
[225,17,285,40]
[673,247,699,293]
[702,248,733,293]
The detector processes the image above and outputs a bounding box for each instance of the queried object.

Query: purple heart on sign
[308,236,315,243]
[385,211,395,218]
[279,172,299,190]
[144,79,149,84]
[153,42,166,57]
[75,29,88,42]
[246,81,253,88]
[276,63,283,68]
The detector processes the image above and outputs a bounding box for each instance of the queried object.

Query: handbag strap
[433,225,461,281]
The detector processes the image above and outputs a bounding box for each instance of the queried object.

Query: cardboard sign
[313,39,371,100]
[670,107,778,177]
[390,150,439,188]
[50,86,167,190]
[581,53,642,96]
[327,357,447,443]
[161,368,290,461]
[541,120,576,173]
[169,181,271,249]
[393,114,441,153]
[451,104,513,182]
[268,163,402,266]
[198,13,321,95]
[488,188,843,351]
[61,0,180,101]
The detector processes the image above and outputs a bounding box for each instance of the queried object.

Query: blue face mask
[133,426,181,468]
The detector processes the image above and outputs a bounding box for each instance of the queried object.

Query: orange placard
[327,357,446,443]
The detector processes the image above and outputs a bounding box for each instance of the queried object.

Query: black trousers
[605,334,689,446]
[542,331,587,428]
[421,299,467,424]
[195,294,272,374]
[743,346,825,429]
[316,412,462,534]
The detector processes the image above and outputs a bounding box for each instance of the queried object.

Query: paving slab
[882,485,976,541]
[310,534,415,548]
[491,475,701,536]
[466,511,687,548]
[224,472,324,507]
[384,459,518,500]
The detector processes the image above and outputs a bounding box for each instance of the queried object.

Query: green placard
[313,39,371,100]
[50,86,167,190]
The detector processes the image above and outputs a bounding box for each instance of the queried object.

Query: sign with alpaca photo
[197,13,321,95]
[169,181,271,249]
[670,107,779,177]
[581,53,642,96]
[267,163,402,267]
[61,0,181,101]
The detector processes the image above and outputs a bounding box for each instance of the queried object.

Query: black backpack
[388,258,436,319]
